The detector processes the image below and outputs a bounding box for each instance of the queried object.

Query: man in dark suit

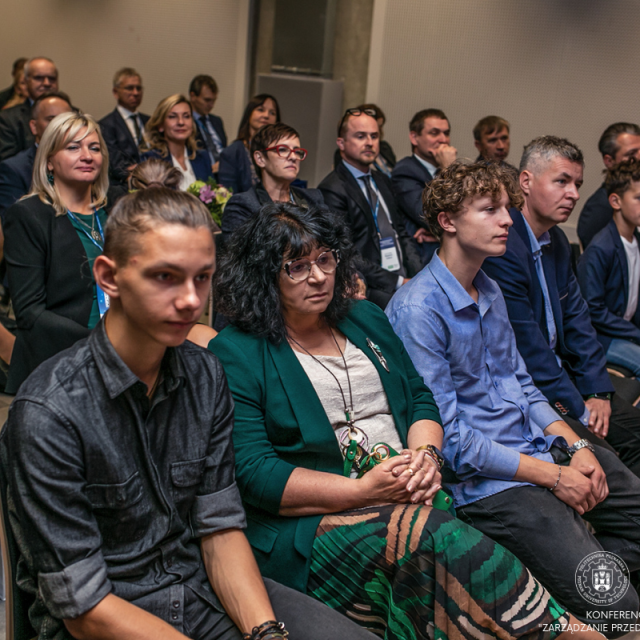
[391,108,456,266]
[483,135,640,477]
[0,92,73,221]
[99,67,149,185]
[0,57,27,110]
[0,57,59,161]
[577,122,640,249]
[319,108,421,309]
[189,75,227,176]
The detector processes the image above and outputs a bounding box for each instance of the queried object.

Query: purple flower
[199,184,214,204]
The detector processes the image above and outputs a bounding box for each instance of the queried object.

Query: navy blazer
[221,184,324,244]
[218,140,253,194]
[483,209,613,420]
[577,220,640,351]
[577,185,612,249]
[0,144,36,221]
[139,148,213,183]
[391,155,433,229]
[99,109,150,183]
[194,113,227,156]
[319,160,422,308]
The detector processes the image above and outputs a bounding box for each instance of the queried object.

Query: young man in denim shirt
[386,162,640,631]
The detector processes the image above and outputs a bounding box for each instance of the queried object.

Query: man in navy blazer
[189,75,227,176]
[578,159,640,375]
[99,68,149,185]
[483,136,640,478]
[0,92,72,221]
[392,109,456,266]
[577,122,640,249]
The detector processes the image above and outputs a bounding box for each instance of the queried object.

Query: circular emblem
[575,551,629,606]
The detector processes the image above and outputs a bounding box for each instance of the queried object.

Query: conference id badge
[380,236,401,271]
[97,285,110,318]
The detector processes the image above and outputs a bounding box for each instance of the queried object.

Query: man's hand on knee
[571,448,609,504]
[585,398,611,438]
[554,465,598,514]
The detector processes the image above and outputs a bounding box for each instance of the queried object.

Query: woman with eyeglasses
[218,94,280,195]
[221,123,323,244]
[208,203,597,640]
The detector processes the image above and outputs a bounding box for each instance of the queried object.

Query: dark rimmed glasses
[262,144,308,161]
[282,250,340,281]
[338,107,377,135]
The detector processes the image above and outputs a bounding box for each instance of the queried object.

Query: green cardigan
[208,300,441,592]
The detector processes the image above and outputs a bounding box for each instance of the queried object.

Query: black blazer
[0,101,33,162]
[218,140,253,194]
[577,185,612,250]
[0,144,36,221]
[577,220,640,352]
[391,155,433,229]
[318,161,422,308]
[98,109,150,183]
[3,196,96,392]
[221,184,324,244]
[0,85,14,110]
[194,113,227,155]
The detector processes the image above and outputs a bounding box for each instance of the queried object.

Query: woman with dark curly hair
[208,203,594,640]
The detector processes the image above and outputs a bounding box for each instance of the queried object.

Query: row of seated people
[2,153,638,640]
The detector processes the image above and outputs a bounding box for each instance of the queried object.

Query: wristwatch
[585,392,612,402]
[565,438,596,458]
[416,444,444,470]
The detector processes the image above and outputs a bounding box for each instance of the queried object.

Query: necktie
[130,114,142,145]
[532,246,557,350]
[199,116,220,164]
[359,175,405,276]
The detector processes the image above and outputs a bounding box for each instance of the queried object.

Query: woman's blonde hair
[27,111,109,216]
[142,94,198,160]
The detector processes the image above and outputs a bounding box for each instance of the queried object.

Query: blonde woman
[3,111,109,392]
[140,94,212,190]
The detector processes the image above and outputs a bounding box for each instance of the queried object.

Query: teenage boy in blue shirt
[386,161,640,628]
[578,158,640,376]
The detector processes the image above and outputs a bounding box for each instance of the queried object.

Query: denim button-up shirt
[386,254,564,507]
[0,320,246,639]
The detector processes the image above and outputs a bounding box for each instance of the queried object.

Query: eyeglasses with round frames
[338,107,377,136]
[282,250,340,281]
[262,145,308,161]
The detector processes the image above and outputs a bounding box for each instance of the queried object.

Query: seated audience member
[218,94,280,194]
[392,109,456,266]
[578,159,640,376]
[222,123,323,243]
[473,115,519,178]
[360,103,396,174]
[319,108,420,309]
[209,202,600,640]
[2,63,28,111]
[99,67,149,185]
[140,94,212,190]
[189,74,227,174]
[0,92,73,221]
[482,136,640,477]
[0,57,58,161]
[3,111,109,393]
[386,161,640,628]
[0,174,376,640]
[578,122,640,248]
[0,57,27,109]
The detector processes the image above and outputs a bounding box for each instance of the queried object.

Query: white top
[621,235,640,321]
[294,339,403,477]
[116,105,143,144]
[171,148,197,192]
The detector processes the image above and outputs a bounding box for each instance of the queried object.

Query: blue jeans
[606,338,640,376]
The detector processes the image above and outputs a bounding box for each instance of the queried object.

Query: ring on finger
[407,468,415,477]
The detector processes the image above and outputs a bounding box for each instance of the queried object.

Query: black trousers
[182,578,378,640]
[457,446,640,638]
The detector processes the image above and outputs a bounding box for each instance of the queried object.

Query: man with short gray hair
[0,56,58,161]
[578,122,640,248]
[483,135,640,479]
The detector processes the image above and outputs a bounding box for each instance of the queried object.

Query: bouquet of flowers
[187,178,232,227]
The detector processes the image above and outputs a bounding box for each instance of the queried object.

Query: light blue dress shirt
[386,253,565,507]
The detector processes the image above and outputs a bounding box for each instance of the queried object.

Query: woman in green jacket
[209,203,595,640]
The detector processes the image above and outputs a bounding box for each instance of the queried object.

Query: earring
[47,171,54,185]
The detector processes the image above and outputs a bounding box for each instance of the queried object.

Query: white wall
[0,0,251,140]
[366,0,640,241]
